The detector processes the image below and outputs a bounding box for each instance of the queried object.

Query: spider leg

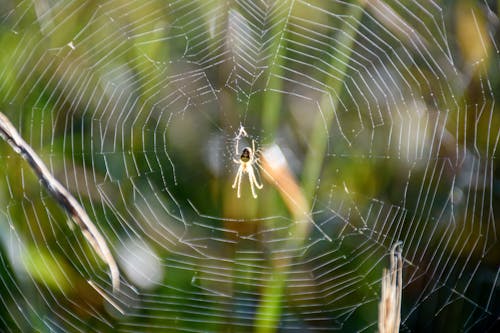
[232,166,242,189]
[236,168,243,198]
[248,168,258,198]
[235,126,247,155]
[250,165,263,189]
[254,173,263,189]
[251,140,263,188]
[251,169,263,192]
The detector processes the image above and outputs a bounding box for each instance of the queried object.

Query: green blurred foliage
[0,0,498,332]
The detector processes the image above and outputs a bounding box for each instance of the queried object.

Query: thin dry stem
[260,144,331,241]
[0,112,120,292]
[378,241,403,333]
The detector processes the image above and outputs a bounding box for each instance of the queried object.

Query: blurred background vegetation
[0,0,499,332]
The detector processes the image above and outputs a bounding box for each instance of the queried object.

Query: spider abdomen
[240,148,251,162]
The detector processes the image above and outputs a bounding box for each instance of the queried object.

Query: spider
[232,130,263,199]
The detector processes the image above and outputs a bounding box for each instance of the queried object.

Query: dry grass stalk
[378,241,403,333]
[261,145,309,224]
[0,112,120,292]
[260,144,331,241]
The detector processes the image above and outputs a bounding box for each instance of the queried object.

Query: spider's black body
[241,148,251,162]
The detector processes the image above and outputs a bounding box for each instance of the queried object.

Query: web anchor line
[0,112,120,292]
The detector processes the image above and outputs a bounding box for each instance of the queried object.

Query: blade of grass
[255,144,310,333]
[255,3,298,331]
[261,0,296,143]
[255,4,366,332]
[301,3,365,201]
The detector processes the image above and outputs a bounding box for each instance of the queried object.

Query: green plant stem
[255,3,295,332]
[254,266,286,333]
[255,4,365,332]
[301,3,365,201]
[261,1,296,143]
[258,42,287,330]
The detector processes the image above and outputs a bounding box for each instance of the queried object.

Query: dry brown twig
[378,241,403,333]
[260,144,331,242]
[0,111,120,292]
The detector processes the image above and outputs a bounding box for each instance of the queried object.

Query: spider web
[0,0,499,332]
